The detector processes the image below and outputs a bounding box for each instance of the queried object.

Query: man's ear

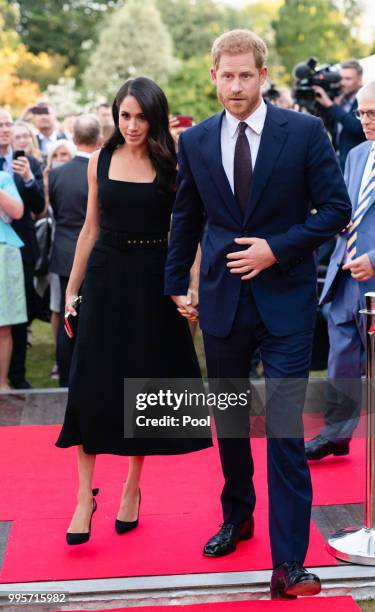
[260,66,268,87]
[210,67,217,85]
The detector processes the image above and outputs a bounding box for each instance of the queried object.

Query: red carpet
[0,424,356,583]
[0,426,365,522]
[51,597,361,611]
[309,437,365,505]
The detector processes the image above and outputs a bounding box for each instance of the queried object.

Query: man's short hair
[357,81,375,102]
[73,114,101,146]
[97,103,110,110]
[211,29,268,70]
[341,59,363,76]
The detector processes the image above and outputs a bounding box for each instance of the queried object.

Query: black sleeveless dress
[55,148,212,456]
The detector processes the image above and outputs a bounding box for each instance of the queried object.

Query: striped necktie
[346,154,375,260]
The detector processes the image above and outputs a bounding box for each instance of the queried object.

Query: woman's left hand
[172,294,199,321]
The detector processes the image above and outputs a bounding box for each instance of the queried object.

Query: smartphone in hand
[13,150,26,160]
[64,296,82,339]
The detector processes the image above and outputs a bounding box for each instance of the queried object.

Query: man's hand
[343,253,375,281]
[312,85,333,108]
[171,295,199,321]
[12,156,33,183]
[226,237,277,280]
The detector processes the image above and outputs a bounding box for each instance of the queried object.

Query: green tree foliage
[9,0,123,67]
[0,0,20,48]
[157,0,230,60]
[157,0,281,63]
[83,0,179,102]
[165,55,219,122]
[274,0,367,77]
[239,1,285,82]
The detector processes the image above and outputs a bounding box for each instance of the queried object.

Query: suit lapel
[244,104,288,226]
[200,112,243,225]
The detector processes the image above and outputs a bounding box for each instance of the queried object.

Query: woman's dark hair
[104,77,177,192]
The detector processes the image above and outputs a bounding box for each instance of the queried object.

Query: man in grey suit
[306,81,375,460]
[49,114,101,386]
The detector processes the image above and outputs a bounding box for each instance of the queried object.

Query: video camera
[263,82,281,104]
[292,57,341,135]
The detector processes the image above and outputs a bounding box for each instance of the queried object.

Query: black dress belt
[99,228,168,250]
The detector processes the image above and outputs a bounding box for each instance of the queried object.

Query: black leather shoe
[11,379,33,390]
[271,561,321,599]
[115,489,141,534]
[66,488,99,545]
[305,434,350,460]
[203,517,254,557]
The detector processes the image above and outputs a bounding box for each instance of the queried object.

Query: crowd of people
[1,26,375,599]
[0,102,113,389]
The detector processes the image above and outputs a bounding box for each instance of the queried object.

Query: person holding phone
[29,103,66,160]
[0,108,45,389]
[55,78,212,545]
[12,121,43,163]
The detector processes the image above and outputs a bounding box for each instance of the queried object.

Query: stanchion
[327,292,375,564]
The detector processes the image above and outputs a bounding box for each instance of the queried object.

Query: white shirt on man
[220,98,267,194]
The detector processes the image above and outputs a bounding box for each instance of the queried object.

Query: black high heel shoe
[115,489,141,534]
[66,488,99,545]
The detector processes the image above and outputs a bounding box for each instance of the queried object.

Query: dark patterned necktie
[234,121,252,214]
[0,157,5,171]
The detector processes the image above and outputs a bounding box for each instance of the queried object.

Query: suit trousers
[322,270,365,441]
[203,282,313,567]
[57,275,75,387]
[9,262,35,384]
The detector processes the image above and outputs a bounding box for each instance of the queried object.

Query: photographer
[314,59,366,169]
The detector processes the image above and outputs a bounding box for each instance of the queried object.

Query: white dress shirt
[75,150,91,159]
[221,99,267,194]
[38,131,60,156]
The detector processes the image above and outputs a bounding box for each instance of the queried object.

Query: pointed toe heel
[66,488,99,546]
[115,489,141,535]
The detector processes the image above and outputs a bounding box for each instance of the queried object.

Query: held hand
[226,237,277,280]
[65,293,79,317]
[312,85,333,108]
[342,253,375,282]
[171,295,199,321]
[12,156,33,182]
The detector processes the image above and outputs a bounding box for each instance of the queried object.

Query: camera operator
[313,59,366,170]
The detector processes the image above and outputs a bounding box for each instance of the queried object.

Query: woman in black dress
[56,78,212,544]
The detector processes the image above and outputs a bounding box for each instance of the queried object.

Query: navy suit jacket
[328,98,366,170]
[165,103,351,338]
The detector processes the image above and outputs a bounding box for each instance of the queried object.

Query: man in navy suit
[165,30,351,599]
[306,81,375,461]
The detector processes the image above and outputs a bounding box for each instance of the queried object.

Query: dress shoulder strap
[97,147,112,181]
